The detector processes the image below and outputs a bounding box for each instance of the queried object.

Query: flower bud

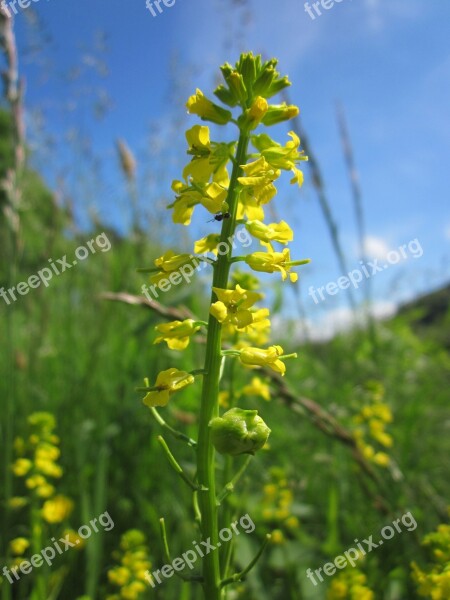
[209,408,271,456]
[186,89,232,125]
[262,103,299,126]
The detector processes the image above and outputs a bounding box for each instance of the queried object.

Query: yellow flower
[242,377,271,401]
[237,157,280,221]
[9,537,30,556]
[182,125,231,186]
[245,220,293,245]
[194,234,220,255]
[35,443,60,462]
[239,345,292,376]
[252,131,307,186]
[154,319,201,350]
[245,248,301,282]
[186,89,232,125]
[210,284,263,328]
[142,368,195,408]
[12,458,32,477]
[42,495,74,523]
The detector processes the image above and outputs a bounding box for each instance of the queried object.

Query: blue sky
[11,0,450,336]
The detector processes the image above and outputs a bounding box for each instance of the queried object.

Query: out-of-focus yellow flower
[142,368,195,408]
[271,530,284,544]
[42,495,74,523]
[210,285,263,329]
[245,248,305,282]
[194,234,220,255]
[245,220,293,245]
[108,530,152,599]
[239,345,293,376]
[219,391,230,408]
[9,537,30,555]
[63,529,85,549]
[327,568,374,600]
[35,458,63,478]
[373,452,390,467]
[242,377,271,401]
[108,566,130,587]
[8,497,28,509]
[186,89,232,125]
[154,319,201,350]
[36,483,55,498]
[12,458,32,477]
[25,474,47,489]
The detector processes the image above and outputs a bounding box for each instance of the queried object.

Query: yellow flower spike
[239,345,296,376]
[242,377,271,401]
[9,537,30,556]
[142,368,195,408]
[210,284,264,328]
[42,495,74,523]
[186,89,232,125]
[194,234,221,255]
[245,248,303,282]
[154,319,201,350]
[245,220,293,245]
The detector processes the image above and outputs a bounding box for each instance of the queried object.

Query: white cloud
[363,235,390,260]
[299,301,397,342]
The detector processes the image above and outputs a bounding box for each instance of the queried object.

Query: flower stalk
[139,52,309,599]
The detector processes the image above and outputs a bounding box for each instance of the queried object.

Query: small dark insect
[208,212,231,223]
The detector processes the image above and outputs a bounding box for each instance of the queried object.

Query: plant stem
[196,131,249,600]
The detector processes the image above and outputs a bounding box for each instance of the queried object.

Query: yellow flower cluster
[326,568,374,600]
[259,468,300,544]
[107,530,152,600]
[412,514,450,599]
[11,412,72,521]
[352,383,393,468]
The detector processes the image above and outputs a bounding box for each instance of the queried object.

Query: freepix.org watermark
[0,232,112,306]
[306,511,417,586]
[141,227,252,301]
[308,238,423,304]
[145,513,256,588]
[0,0,40,18]
[2,511,114,584]
[304,0,351,21]
[145,0,176,18]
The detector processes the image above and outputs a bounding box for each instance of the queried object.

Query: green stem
[196,131,249,600]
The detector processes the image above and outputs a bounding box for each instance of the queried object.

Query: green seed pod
[209,408,271,456]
